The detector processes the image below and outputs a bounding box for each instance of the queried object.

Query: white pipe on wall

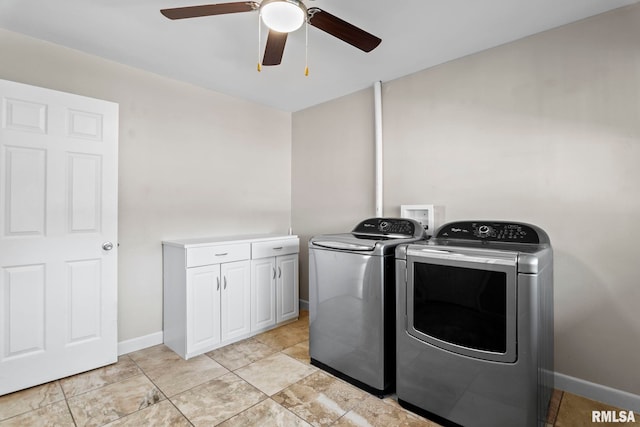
[374,81,383,217]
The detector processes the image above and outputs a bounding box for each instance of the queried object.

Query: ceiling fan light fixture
[260,0,306,33]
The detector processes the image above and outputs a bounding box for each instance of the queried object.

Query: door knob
[102,242,114,251]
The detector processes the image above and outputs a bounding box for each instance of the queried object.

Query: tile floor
[0,311,637,426]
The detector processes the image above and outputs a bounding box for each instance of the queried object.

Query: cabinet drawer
[252,239,299,259]
[186,243,250,268]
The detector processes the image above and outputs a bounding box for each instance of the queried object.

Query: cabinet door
[186,264,221,354]
[251,258,277,331]
[221,260,251,341]
[277,254,299,323]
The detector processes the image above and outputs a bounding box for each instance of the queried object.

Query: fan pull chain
[257,12,262,72]
[304,19,309,76]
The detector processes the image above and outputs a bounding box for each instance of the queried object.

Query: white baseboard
[118,331,164,356]
[555,372,640,412]
[117,300,308,355]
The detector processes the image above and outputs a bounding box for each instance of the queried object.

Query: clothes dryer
[396,221,554,426]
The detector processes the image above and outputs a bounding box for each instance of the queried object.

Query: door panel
[221,260,250,341]
[276,254,298,323]
[187,265,221,352]
[3,97,47,133]
[3,264,46,358]
[0,79,118,395]
[68,153,102,233]
[67,259,102,344]
[67,109,103,141]
[251,258,276,331]
[4,146,46,236]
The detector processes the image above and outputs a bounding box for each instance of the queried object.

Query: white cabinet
[251,238,299,332]
[163,234,298,359]
[186,264,221,355]
[220,260,251,341]
[185,260,250,353]
[251,257,277,331]
[277,253,299,323]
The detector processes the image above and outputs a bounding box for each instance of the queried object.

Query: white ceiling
[0,0,637,111]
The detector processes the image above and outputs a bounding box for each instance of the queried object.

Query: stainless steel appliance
[309,218,426,395]
[396,221,553,427]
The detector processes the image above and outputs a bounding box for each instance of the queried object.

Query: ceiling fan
[160,0,382,69]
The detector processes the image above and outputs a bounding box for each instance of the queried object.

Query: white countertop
[162,233,298,248]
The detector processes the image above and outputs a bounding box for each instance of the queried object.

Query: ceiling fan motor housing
[260,0,308,33]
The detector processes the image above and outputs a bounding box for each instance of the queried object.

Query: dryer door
[405,247,518,363]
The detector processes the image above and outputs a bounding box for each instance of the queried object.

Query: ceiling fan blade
[262,30,288,66]
[160,2,258,20]
[307,7,381,53]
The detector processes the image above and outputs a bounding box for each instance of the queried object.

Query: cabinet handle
[215,253,228,257]
[273,247,283,250]
[272,267,277,280]
[278,267,282,278]
[217,277,220,291]
[224,276,227,289]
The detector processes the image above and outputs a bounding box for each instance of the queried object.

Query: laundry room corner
[291,2,640,409]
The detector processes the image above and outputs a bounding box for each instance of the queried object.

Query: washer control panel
[352,218,422,238]
[435,221,541,244]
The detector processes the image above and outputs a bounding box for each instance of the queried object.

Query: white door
[277,254,299,323]
[250,258,276,331]
[0,79,118,395]
[221,260,250,341]
[186,264,221,356]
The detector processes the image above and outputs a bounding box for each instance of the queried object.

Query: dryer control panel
[435,221,541,244]
[352,218,422,238]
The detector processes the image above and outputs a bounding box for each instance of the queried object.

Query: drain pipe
[374,81,383,217]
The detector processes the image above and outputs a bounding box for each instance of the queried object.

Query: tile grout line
[206,330,315,426]
[0,381,65,425]
[57,380,80,427]
[127,351,196,426]
[213,397,268,426]
[266,396,314,427]
[552,390,564,426]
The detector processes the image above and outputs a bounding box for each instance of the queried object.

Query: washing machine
[309,217,426,395]
[395,221,554,427]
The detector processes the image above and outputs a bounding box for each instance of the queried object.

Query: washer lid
[310,232,425,256]
[310,218,427,256]
[310,238,376,252]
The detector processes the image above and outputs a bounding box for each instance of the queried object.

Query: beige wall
[291,89,376,301]
[0,29,292,342]
[292,4,640,396]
